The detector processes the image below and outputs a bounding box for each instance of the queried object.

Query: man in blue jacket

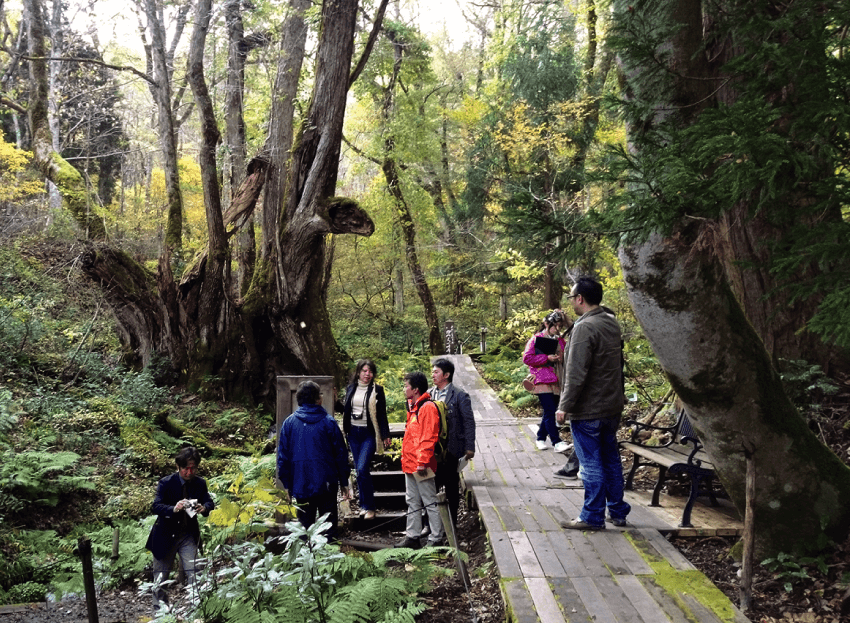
[145,446,215,610]
[277,380,350,541]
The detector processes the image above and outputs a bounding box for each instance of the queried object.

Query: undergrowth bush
[146,516,448,623]
[0,450,95,511]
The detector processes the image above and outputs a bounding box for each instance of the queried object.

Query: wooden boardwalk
[444,354,749,623]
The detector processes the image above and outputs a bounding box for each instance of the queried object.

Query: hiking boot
[536,440,548,450]
[420,525,431,538]
[553,468,578,479]
[560,518,605,531]
[606,516,627,527]
[553,441,573,454]
[395,536,422,549]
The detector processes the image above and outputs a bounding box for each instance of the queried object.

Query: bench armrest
[680,435,705,465]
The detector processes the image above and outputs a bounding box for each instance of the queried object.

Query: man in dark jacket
[145,446,215,610]
[556,277,630,530]
[429,358,476,530]
[277,380,350,541]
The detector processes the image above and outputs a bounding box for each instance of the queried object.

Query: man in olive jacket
[556,277,630,530]
[146,447,215,609]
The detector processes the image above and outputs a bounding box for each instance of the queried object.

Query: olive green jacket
[557,307,624,420]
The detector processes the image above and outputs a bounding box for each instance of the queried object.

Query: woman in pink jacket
[523,310,571,452]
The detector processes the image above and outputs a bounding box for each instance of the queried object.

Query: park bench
[620,409,719,528]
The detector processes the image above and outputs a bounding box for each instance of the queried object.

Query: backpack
[431,400,450,463]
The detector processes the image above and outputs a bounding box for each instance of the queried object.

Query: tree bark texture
[619,225,850,556]
[78,0,376,404]
[143,0,184,250]
[24,0,106,239]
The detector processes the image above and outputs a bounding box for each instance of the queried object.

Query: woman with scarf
[340,359,392,520]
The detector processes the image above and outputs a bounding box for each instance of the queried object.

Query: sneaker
[394,536,422,549]
[553,441,573,453]
[606,516,627,527]
[536,440,548,450]
[364,510,376,520]
[560,518,605,531]
[553,468,578,479]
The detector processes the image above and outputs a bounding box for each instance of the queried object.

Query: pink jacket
[523,331,566,388]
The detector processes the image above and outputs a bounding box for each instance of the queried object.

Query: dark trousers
[296,485,339,541]
[435,451,461,531]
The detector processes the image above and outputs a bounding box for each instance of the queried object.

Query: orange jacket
[401,392,440,474]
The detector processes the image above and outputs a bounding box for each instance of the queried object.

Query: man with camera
[145,446,215,610]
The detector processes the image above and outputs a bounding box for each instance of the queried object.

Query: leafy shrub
[145,516,445,623]
[0,450,95,509]
[0,389,20,447]
[118,368,170,415]
[5,581,46,604]
[372,353,432,423]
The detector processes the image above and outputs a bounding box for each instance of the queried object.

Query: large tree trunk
[615,0,850,556]
[142,0,187,251]
[619,225,850,556]
[24,0,106,239]
[77,0,376,405]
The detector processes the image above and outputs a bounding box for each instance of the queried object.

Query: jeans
[348,425,376,511]
[570,416,631,526]
[404,473,443,544]
[536,393,562,444]
[152,533,198,608]
[296,484,340,541]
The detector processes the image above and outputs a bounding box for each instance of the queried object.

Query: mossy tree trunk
[80,0,380,403]
[24,0,105,239]
[615,0,850,555]
[619,225,850,557]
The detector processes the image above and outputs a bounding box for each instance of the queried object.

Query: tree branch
[20,55,155,84]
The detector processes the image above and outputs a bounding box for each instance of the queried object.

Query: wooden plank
[525,577,567,623]
[600,530,654,576]
[635,576,693,623]
[562,532,610,578]
[585,528,630,575]
[525,503,561,532]
[593,576,652,623]
[545,531,587,577]
[472,485,494,507]
[516,505,544,532]
[570,576,618,623]
[502,578,541,623]
[680,593,727,623]
[489,531,522,578]
[623,492,674,532]
[549,577,595,623]
[508,530,545,578]
[616,575,671,623]
[479,504,506,532]
[526,530,566,577]
[635,528,696,571]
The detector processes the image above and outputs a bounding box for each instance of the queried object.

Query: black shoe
[554,468,578,479]
[395,536,422,549]
[420,525,431,538]
[606,516,627,527]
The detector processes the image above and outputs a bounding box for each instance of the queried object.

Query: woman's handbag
[522,374,535,392]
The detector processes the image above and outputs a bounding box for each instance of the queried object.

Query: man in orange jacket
[395,371,444,548]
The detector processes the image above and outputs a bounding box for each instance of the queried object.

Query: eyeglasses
[565,294,579,300]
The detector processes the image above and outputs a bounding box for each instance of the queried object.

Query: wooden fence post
[436,491,470,588]
[77,536,99,623]
[739,445,756,611]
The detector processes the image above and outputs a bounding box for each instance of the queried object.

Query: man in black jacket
[430,358,476,531]
[145,447,215,610]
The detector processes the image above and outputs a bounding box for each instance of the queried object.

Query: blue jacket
[145,472,214,560]
[277,403,350,500]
